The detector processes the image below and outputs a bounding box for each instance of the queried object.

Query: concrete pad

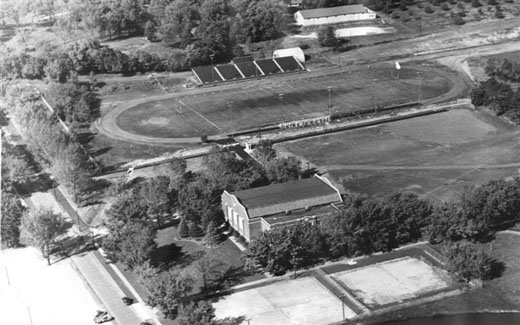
[332,257,452,306]
[214,277,356,325]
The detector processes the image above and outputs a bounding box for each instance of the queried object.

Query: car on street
[94,310,114,324]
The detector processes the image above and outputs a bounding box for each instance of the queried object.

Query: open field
[279,109,520,200]
[114,64,455,139]
[214,276,356,325]
[332,257,452,308]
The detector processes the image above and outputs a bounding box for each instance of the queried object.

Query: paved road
[72,252,143,325]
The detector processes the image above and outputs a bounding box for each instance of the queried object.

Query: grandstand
[192,56,306,85]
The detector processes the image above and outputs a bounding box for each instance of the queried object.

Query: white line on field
[177,99,221,130]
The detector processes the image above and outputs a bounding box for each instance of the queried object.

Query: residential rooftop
[298,4,367,19]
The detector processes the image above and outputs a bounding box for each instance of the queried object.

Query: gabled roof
[232,176,341,218]
[298,5,367,19]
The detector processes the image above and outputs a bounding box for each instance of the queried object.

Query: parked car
[94,310,114,324]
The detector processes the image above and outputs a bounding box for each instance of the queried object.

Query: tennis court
[214,276,356,325]
[331,257,453,307]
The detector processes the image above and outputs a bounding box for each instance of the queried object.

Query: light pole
[210,53,215,82]
[327,86,332,117]
[373,79,378,112]
[417,72,422,104]
[279,93,284,106]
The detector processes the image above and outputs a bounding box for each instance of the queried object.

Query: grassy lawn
[279,109,520,200]
[364,232,520,324]
[115,65,453,138]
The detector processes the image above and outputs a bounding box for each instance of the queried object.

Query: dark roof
[263,204,338,226]
[233,177,341,218]
[274,56,302,72]
[256,59,282,75]
[216,64,243,80]
[299,4,367,19]
[235,61,263,78]
[192,66,223,83]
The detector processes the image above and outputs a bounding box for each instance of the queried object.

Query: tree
[139,176,171,227]
[203,220,221,247]
[177,300,244,325]
[1,193,26,248]
[177,300,215,325]
[2,153,33,187]
[20,208,71,265]
[101,220,157,269]
[265,156,301,183]
[195,252,227,291]
[445,242,500,281]
[318,26,339,48]
[236,0,286,42]
[188,221,204,238]
[178,217,190,238]
[143,268,194,319]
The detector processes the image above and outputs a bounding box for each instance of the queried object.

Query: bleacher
[192,56,305,85]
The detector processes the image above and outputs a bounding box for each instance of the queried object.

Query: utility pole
[327,86,332,117]
[210,53,215,83]
[373,79,378,111]
[417,72,422,104]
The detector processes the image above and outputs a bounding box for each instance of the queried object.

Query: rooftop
[262,203,339,226]
[232,176,341,218]
[298,5,367,19]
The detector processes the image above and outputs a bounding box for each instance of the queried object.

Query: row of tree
[485,58,520,83]
[471,77,520,123]
[3,84,94,200]
[246,177,520,278]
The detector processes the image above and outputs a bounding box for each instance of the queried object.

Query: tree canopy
[19,208,71,265]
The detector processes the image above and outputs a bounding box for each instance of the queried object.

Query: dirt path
[324,163,520,171]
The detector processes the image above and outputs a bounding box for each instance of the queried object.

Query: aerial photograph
[1,0,520,324]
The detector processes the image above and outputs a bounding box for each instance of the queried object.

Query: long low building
[295,4,376,27]
[221,175,343,242]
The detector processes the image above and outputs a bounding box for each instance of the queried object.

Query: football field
[114,64,457,138]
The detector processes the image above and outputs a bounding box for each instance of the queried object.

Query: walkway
[71,252,144,325]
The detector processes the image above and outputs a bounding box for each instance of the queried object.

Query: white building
[294,4,376,27]
[273,47,305,63]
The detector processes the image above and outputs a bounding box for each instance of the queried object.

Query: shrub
[458,10,467,17]
[495,10,505,18]
[487,0,496,4]
[458,2,465,8]
[392,12,401,19]
[442,3,450,10]
[400,2,408,10]
[200,135,208,143]
[449,0,457,4]
[425,5,435,13]
[417,2,424,8]
[454,16,466,24]
[472,0,482,7]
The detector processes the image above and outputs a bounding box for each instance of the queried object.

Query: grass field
[279,109,520,200]
[332,257,452,308]
[214,276,356,324]
[115,65,453,138]
[485,50,520,62]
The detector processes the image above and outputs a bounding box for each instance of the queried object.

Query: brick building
[221,175,342,242]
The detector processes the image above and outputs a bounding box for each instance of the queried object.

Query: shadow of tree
[150,243,184,270]
[52,233,95,264]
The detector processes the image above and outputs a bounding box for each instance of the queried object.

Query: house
[273,47,306,63]
[221,175,343,242]
[294,4,376,27]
